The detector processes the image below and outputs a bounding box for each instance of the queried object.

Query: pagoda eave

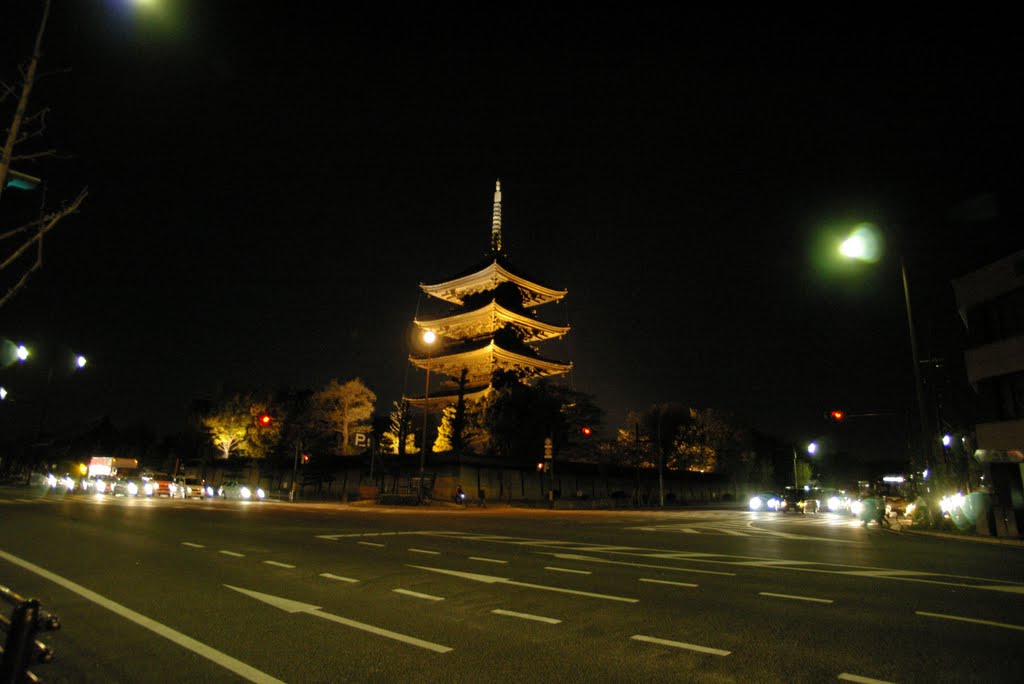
[421,261,566,307]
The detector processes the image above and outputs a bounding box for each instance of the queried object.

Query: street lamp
[793,441,817,490]
[838,223,931,477]
[418,330,436,502]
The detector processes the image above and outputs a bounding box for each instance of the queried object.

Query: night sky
[1,2,1017,473]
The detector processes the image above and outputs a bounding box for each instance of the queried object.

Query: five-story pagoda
[406,181,572,449]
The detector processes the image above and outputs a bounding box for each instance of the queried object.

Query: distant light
[839,223,883,263]
[922,468,930,480]
[882,475,905,483]
[807,442,818,455]
[423,330,436,344]
[942,434,952,447]
[0,387,6,400]
[16,345,29,361]
[76,355,88,368]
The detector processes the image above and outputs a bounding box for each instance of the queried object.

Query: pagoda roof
[408,340,572,384]
[404,385,491,410]
[420,256,567,307]
[415,300,569,343]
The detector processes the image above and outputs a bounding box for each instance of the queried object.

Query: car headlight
[828,496,840,511]
[206,486,215,497]
[128,482,139,496]
[217,487,224,497]
[97,481,107,493]
[255,488,265,499]
[47,474,57,488]
[749,496,763,510]
[144,483,154,496]
[240,486,251,499]
[851,500,864,516]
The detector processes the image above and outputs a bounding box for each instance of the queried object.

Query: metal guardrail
[0,584,59,683]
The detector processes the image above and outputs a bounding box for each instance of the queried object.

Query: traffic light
[536,462,544,472]
[828,410,845,422]
[301,453,310,464]
[257,413,272,427]
[581,426,593,437]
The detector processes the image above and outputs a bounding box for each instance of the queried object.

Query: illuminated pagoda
[406,180,572,446]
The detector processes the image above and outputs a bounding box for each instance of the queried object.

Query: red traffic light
[829,410,845,422]
[581,426,593,436]
[536,462,544,472]
[301,453,310,464]
[257,413,272,426]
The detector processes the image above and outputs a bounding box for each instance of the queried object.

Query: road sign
[544,437,553,459]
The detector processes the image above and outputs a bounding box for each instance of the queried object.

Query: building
[406,181,572,451]
[952,248,1024,537]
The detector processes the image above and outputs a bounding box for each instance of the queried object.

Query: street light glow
[422,330,436,345]
[16,344,29,361]
[76,355,88,368]
[807,442,818,455]
[839,223,883,263]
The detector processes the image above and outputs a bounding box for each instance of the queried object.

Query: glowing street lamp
[838,222,931,476]
[76,354,87,369]
[16,345,29,362]
[418,330,437,502]
[793,441,818,490]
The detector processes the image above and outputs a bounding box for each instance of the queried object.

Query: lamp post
[792,441,817,490]
[839,224,931,478]
[418,330,436,502]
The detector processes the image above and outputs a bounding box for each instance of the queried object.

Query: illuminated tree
[383,399,416,455]
[202,394,252,459]
[312,378,376,456]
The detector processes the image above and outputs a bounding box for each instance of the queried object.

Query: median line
[916,610,1024,632]
[631,634,730,656]
[759,591,833,604]
[263,561,296,569]
[491,609,561,624]
[545,566,592,575]
[639,578,698,588]
[393,588,445,601]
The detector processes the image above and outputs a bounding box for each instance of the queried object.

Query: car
[142,473,174,497]
[218,481,266,501]
[82,475,117,495]
[111,476,146,497]
[170,476,207,499]
[748,492,782,511]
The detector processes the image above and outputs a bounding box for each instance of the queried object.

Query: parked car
[218,481,266,500]
[170,476,207,499]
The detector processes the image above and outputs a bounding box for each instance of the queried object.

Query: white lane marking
[631,634,730,656]
[546,553,735,576]
[393,588,445,601]
[357,541,385,548]
[916,611,1024,632]
[219,550,245,557]
[225,585,452,653]
[841,570,933,577]
[733,560,815,566]
[0,549,283,683]
[263,561,296,569]
[759,592,833,604]
[639,578,698,588]
[408,565,638,603]
[469,556,508,564]
[545,566,592,575]
[491,609,561,624]
[408,548,440,555]
[977,585,1024,594]
[182,542,205,548]
[838,673,897,684]
[320,573,359,583]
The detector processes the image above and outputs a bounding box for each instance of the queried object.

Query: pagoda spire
[490,179,502,254]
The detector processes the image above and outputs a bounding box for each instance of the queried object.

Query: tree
[672,408,744,473]
[312,378,376,456]
[202,394,252,460]
[1,0,88,308]
[383,399,416,455]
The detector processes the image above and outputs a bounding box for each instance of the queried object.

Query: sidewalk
[898,525,1024,546]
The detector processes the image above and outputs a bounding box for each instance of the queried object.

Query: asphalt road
[2,486,1022,683]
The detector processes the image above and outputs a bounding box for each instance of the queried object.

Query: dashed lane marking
[263,561,296,569]
[491,609,561,624]
[544,566,592,575]
[393,588,445,601]
[639,578,698,588]
[759,592,834,604]
[916,611,1024,632]
[219,550,245,557]
[630,634,730,656]
[182,542,205,548]
[320,573,359,583]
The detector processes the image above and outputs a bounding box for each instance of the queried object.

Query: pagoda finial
[490,179,502,254]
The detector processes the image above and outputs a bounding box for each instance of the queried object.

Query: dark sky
[1,2,1017,473]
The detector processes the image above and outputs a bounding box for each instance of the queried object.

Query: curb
[900,527,1024,547]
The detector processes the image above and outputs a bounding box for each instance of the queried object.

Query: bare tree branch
[0,187,87,308]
